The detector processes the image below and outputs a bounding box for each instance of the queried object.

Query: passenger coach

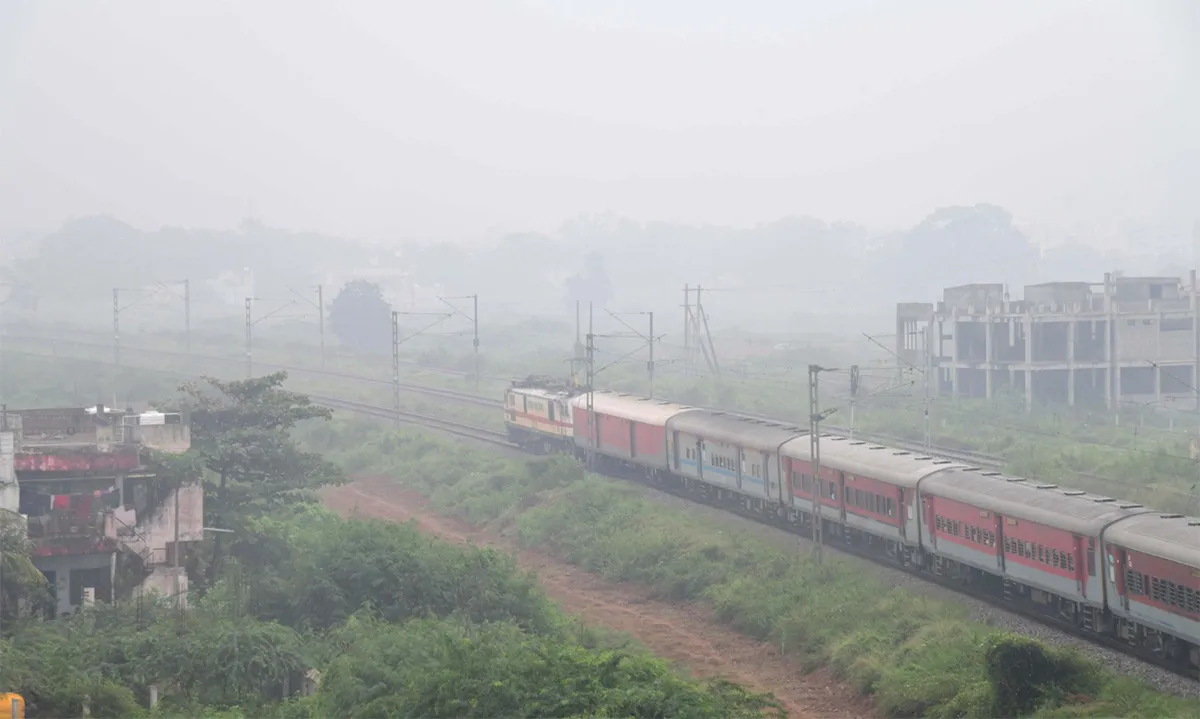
[1103,512,1200,668]
[666,411,802,513]
[570,391,695,476]
[920,469,1150,626]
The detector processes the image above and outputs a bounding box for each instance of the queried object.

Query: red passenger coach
[921,469,1149,618]
[1103,513,1200,670]
[570,391,695,474]
[778,436,960,560]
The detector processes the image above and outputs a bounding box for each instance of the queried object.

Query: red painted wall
[926,495,1001,557]
[785,458,841,509]
[1001,514,1080,580]
[1119,548,1200,621]
[843,472,903,527]
[15,448,140,473]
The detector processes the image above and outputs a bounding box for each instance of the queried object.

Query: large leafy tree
[0,510,45,625]
[177,371,343,582]
[327,279,393,353]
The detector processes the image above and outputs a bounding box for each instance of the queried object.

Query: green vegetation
[0,508,780,718]
[305,418,1200,718]
[0,372,780,718]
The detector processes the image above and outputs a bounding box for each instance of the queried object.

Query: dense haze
[2,0,1197,244]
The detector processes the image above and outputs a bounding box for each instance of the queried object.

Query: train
[503,378,1200,675]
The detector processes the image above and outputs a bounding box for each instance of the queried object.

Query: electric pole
[317,284,325,369]
[473,294,480,393]
[113,288,120,367]
[648,311,655,398]
[808,364,835,564]
[390,307,457,421]
[183,279,191,354]
[849,365,859,440]
[586,302,595,470]
[437,294,480,393]
[683,284,690,355]
[244,297,253,378]
[392,310,401,424]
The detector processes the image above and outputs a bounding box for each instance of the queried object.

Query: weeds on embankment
[302,418,1200,718]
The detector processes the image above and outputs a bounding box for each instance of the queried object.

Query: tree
[563,252,613,311]
[897,204,1036,292]
[176,372,343,583]
[0,509,46,624]
[327,280,393,353]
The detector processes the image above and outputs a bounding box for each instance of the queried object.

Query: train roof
[1103,512,1200,568]
[509,386,574,401]
[780,434,967,489]
[667,410,806,452]
[922,468,1150,536]
[569,391,697,425]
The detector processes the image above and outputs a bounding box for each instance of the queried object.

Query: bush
[319,421,1199,719]
[984,634,1101,717]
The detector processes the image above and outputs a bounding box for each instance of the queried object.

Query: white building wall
[0,431,16,513]
[119,483,204,564]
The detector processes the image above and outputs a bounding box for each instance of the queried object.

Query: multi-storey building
[896,272,1200,411]
[0,405,202,617]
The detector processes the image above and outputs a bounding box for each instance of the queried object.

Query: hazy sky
[1,1,1196,242]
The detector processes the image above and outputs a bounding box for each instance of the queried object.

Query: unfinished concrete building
[1,406,202,617]
[896,273,1200,411]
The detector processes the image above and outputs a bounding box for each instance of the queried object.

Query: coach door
[837,471,847,522]
[898,489,907,540]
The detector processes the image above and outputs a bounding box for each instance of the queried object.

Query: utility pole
[317,284,325,369]
[808,364,836,564]
[849,365,859,439]
[648,311,655,398]
[473,294,480,393]
[437,295,480,392]
[183,279,191,354]
[113,288,121,367]
[683,284,690,355]
[392,310,401,425]
[924,334,932,451]
[586,302,595,470]
[244,297,253,378]
[390,307,457,421]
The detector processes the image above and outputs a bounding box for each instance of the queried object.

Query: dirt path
[321,476,872,719]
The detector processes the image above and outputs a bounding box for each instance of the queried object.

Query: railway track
[2,338,1195,687]
[4,333,1006,465]
[308,394,511,446]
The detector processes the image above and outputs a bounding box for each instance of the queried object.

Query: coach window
[886,498,896,517]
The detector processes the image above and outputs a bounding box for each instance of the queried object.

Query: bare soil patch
[321,475,873,719]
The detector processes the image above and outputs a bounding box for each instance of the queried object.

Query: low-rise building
[896,272,1200,411]
[1,406,202,616]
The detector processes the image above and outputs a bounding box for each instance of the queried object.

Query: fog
[2,0,1196,243]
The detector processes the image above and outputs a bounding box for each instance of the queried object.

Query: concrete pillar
[1104,320,1113,409]
[1113,316,1122,406]
[950,312,959,399]
[1192,270,1199,412]
[1067,318,1076,407]
[984,315,994,399]
[926,321,940,398]
[1024,314,1033,412]
[1104,273,1114,410]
